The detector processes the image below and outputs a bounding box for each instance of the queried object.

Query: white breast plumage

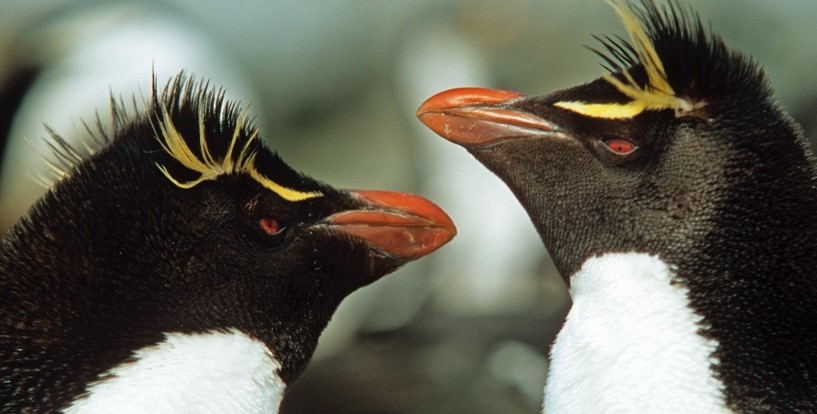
[543,252,731,414]
[64,329,286,414]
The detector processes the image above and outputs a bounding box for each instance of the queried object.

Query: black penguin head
[143,81,455,300]
[2,74,455,397]
[416,0,811,279]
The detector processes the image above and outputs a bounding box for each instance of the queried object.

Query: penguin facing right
[417,0,817,413]
[0,74,455,413]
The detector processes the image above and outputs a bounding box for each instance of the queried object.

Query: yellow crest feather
[602,0,692,115]
[155,106,322,202]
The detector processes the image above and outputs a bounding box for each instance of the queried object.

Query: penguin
[416,1,817,413]
[0,74,456,413]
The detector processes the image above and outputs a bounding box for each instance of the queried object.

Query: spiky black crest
[42,73,323,202]
[150,75,323,201]
[593,0,769,114]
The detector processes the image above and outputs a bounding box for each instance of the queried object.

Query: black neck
[671,120,817,412]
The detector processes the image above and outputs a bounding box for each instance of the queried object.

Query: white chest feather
[64,329,286,414]
[543,253,731,414]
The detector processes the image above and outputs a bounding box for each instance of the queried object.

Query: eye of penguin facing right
[418,0,817,413]
[259,217,283,235]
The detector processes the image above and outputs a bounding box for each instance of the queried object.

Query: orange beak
[416,87,557,146]
[327,190,456,261]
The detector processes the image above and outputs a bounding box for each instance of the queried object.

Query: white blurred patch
[1,3,259,223]
[394,19,549,317]
[487,340,549,407]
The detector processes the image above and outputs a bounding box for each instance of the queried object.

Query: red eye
[604,138,637,155]
[259,218,282,235]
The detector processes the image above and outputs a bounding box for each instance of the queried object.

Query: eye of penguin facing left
[259,218,283,235]
[603,137,637,155]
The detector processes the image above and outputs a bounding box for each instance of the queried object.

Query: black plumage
[0,74,455,412]
[418,0,817,412]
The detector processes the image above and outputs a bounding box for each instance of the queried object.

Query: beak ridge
[417,87,558,146]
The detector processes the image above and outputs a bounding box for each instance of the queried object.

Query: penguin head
[6,74,455,388]
[416,0,810,279]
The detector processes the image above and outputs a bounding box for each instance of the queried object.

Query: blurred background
[1,1,815,412]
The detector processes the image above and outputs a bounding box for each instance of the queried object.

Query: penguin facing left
[0,74,456,413]
[418,0,817,412]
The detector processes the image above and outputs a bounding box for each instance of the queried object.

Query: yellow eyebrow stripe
[554,100,646,119]
[261,179,322,202]
[247,156,323,202]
